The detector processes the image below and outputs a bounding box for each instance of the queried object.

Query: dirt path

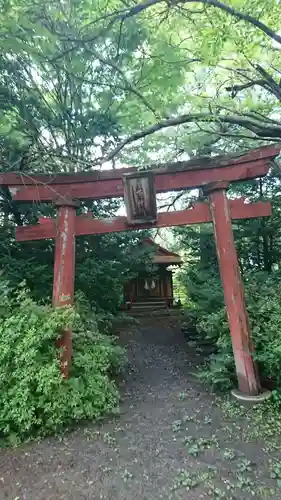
[1,321,281,499]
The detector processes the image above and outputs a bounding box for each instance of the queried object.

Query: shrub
[185,268,281,392]
[0,282,125,445]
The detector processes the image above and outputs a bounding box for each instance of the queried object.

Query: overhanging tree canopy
[1,0,281,175]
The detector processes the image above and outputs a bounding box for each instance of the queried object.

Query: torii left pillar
[53,197,79,378]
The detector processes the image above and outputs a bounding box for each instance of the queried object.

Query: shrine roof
[143,238,182,265]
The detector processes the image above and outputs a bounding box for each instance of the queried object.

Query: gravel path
[1,319,280,499]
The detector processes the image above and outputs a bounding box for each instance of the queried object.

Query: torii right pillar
[205,182,261,396]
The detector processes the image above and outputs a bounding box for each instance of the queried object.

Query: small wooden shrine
[123,238,182,308]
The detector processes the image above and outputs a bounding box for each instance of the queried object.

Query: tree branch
[254,64,281,101]
[158,192,185,210]
[50,0,281,62]
[93,112,281,166]
[225,79,266,98]
[86,49,160,117]
[226,65,281,102]
[103,0,281,46]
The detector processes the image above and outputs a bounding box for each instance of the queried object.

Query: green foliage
[247,273,281,387]
[181,266,224,325]
[0,228,152,311]
[172,470,199,491]
[270,461,281,488]
[184,435,218,457]
[185,268,281,392]
[0,282,125,445]
[196,352,235,392]
[1,0,280,176]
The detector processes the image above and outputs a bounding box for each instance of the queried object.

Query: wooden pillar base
[231,389,271,405]
[53,197,79,378]
[204,182,261,396]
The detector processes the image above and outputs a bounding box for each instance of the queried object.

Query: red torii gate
[2,143,280,396]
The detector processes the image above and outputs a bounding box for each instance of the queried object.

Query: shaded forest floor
[1,320,281,499]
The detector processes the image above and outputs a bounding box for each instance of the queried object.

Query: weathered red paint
[9,159,272,202]
[2,143,280,187]
[207,184,261,395]
[53,199,78,378]
[17,218,56,240]
[16,199,271,241]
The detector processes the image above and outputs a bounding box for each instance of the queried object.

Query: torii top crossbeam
[1,143,280,202]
